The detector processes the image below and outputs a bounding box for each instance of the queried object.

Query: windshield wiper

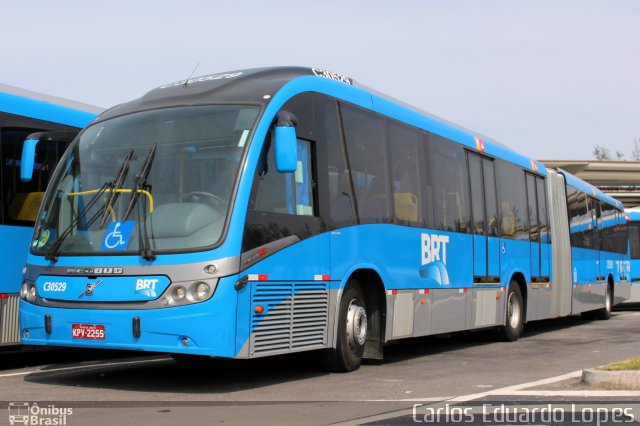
[98,149,134,229]
[44,182,110,262]
[123,144,157,261]
[44,150,135,262]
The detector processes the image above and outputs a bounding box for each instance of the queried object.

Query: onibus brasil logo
[8,402,72,425]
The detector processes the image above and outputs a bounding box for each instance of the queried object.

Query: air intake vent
[1,295,20,344]
[250,281,328,356]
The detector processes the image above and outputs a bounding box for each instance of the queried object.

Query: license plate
[71,324,105,340]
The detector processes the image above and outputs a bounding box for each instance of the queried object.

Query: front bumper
[20,277,241,357]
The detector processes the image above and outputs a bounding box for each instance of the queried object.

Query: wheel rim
[346,300,367,351]
[507,292,521,329]
[605,287,611,313]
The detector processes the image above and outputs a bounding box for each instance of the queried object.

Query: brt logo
[135,279,159,297]
[421,233,450,265]
[136,279,158,291]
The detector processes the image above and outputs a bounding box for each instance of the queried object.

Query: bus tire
[322,282,367,372]
[496,281,524,342]
[595,284,612,321]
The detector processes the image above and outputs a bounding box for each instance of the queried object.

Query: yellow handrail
[68,188,154,216]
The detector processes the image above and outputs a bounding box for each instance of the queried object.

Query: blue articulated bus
[562,173,630,314]
[624,208,640,303]
[18,67,629,371]
[0,83,100,345]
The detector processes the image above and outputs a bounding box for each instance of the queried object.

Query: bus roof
[560,168,623,210]
[0,83,102,128]
[97,66,544,174]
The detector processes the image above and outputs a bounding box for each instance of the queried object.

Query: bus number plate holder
[72,324,105,340]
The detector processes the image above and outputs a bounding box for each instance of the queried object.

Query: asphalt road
[1,310,639,425]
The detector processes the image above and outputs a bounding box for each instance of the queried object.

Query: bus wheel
[496,281,524,342]
[323,282,367,372]
[595,284,612,321]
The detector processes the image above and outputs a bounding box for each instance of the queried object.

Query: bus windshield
[32,104,260,256]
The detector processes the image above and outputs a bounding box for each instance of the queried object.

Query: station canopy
[542,160,640,208]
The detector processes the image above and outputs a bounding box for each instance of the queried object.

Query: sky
[2,0,638,160]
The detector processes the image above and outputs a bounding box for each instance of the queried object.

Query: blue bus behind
[0,83,100,345]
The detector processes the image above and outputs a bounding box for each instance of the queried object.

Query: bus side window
[501,202,516,236]
[389,121,425,226]
[525,173,539,242]
[567,187,591,249]
[1,111,77,226]
[496,161,528,240]
[430,135,471,233]
[315,96,355,227]
[629,221,640,259]
[253,138,316,216]
[243,132,323,252]
[340,103,390,224]
[617,210,629,254]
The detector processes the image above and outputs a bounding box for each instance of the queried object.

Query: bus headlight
[20,282,29,300]
[161,279,217,307]
[172,286,187,303]
[26,284,37,303]
[192,281,210,301]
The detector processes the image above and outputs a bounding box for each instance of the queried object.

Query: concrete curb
[582,369,640,390]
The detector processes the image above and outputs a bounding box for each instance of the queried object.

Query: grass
[597,357,640,371]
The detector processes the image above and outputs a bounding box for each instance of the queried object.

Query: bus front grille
[1,295,20,344]
[250,281,328,356]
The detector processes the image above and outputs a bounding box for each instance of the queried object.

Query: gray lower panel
[471,288,502,328]
[0,295,20,344]
[572,283,606,314]
[613,282,631,305]
[413,291,432,337]
[527,284,552,321]
[385,287,503,340]
[431,289,467,334]
[624,284,640,304]
[392,291,415,338]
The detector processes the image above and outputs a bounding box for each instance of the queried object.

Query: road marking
[360,397,451,402]
[352,368,640,404]
[330,370,612,426]
[449,370,582,402]
[510,390,640,397]
[0,357,169,378]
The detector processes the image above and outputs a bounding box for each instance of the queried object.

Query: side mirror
[274,111,298,173]
[20,131,78,182]
[20,136,39,182]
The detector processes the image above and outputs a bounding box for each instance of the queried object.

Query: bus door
[536,176,551,280]
[467,153,500,283]
[595,200,604,282]
[525,173,550,282]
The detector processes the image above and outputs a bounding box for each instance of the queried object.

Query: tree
[632,138,640,161]
[593,145,611,160]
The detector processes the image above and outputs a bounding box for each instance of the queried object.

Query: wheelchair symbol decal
[101,221,135,251]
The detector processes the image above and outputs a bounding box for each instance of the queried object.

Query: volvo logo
[78,280,104,298]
